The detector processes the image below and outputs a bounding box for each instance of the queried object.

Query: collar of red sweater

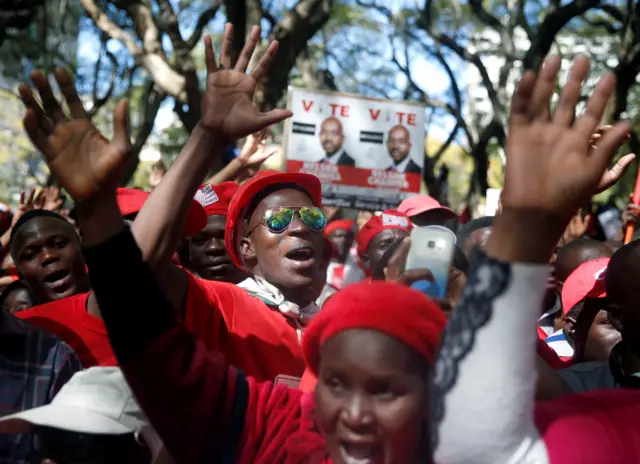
[238,276,320,327]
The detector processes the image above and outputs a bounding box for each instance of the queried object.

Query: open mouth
[285,246,316,262]
[43,269,71,291]
[339,442,380,464]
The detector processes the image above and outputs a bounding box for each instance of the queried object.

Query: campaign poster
[283,88,426,211]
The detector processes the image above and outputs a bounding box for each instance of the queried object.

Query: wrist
[197,121,230,151]
[485,208,565,264]
[75,194,125,247]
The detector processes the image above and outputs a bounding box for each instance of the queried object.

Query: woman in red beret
[79,212,447,463]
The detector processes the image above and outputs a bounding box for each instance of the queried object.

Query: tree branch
[185,3,222,50]
[122,79,166,185]
[468,0,504,31]
[81,0,188,101]
[88,40,119,117]
[79,0,142,56]
[523,0,602,70]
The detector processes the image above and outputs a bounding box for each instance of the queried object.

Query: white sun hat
[0,366,173,464]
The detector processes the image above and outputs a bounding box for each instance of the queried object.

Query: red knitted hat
[116,188,207,237]
[324,219,356,237]
[303,280,446,375]
[225,170,322,271]
[194,182,238,217]
[355,210,412,258]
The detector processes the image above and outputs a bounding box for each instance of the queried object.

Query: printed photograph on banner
[283,88,426,210]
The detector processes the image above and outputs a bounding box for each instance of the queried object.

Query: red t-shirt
[17,292,117,367]
[18,272,304,381]
[183,272,305,383]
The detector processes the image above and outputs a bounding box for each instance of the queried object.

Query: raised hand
[503,56,631,224]
[589,125,635,192]
[18,69,131,203]
[199,24,292,141]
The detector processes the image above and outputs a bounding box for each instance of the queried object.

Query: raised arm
[130,24,291,310]
[431,55,631,463]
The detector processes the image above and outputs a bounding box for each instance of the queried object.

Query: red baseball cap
[194,182,238,217]
[225,170,322,271]
[355,210,412,258]
[561,258,609,315]
[397,195,456,219]
[116,188,207,237]
[324,219,356,237]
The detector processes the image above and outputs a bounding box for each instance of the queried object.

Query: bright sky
[75,0,464,153]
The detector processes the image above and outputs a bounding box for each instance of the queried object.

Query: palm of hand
[46,120,127,201]
[201,71,261,139]
[505,122,596,217]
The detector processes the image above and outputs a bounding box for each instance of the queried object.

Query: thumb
[255,109,293,132]
[112,99,131,153]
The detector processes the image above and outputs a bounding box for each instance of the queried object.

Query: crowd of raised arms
[1,23,640,464]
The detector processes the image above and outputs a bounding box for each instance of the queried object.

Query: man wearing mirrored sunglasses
[23,25,323,387]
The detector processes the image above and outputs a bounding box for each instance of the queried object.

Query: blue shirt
[0,312,82,463]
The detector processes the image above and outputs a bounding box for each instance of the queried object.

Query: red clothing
[17,292,116,367]
[17,273,305,381]
[183,272,305,382]
[300,368,317,393]
[535,388,640,463]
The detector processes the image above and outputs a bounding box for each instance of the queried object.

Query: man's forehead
[14,217,73,243]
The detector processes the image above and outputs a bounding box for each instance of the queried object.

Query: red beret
[303,280,446,375]
[324,219,356,237]
[194,182,238,217]
[355,210,412,258]
[225,170,322,271]
[116,188,207,237]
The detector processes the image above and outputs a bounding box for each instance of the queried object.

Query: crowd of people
[1,23,640,463]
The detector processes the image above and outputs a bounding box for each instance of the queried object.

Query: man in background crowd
[386,125,421,174]
[318,117,355,166]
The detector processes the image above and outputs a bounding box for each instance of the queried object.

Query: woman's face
[314,329,428,464]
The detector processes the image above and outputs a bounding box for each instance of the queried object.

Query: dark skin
[362,229,410,276]
[320,118,345,156]
[240,188,326,307]
[189,214,247,283]
[386,125,411,163]
[315,329,428,464]
[328,228,355,264]
[1,286,35,314]
[12,217,90,304]
[566,306,620,362]
[554,241,612,282]
[459,227,492,257]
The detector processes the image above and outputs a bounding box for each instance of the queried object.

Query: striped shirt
[0,312,82,463]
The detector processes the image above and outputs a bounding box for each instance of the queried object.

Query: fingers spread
[254,109,293,132]
[591,121,632,181]
[23,108,51,154]
[54,68,89,119]
[509,70,537,127]
[529,55,562,121]
[112,99,132,154]
[203,35,218,75]
[250,40,279,83]
[553,56,589,127]
[235,25,260,73]
[575,72,616,137]
[30,70,66,123]
[219,23,234,69]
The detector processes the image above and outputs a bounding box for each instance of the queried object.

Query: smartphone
[405,226,456,298]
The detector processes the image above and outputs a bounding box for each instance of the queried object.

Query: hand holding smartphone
[405,226,456,298]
